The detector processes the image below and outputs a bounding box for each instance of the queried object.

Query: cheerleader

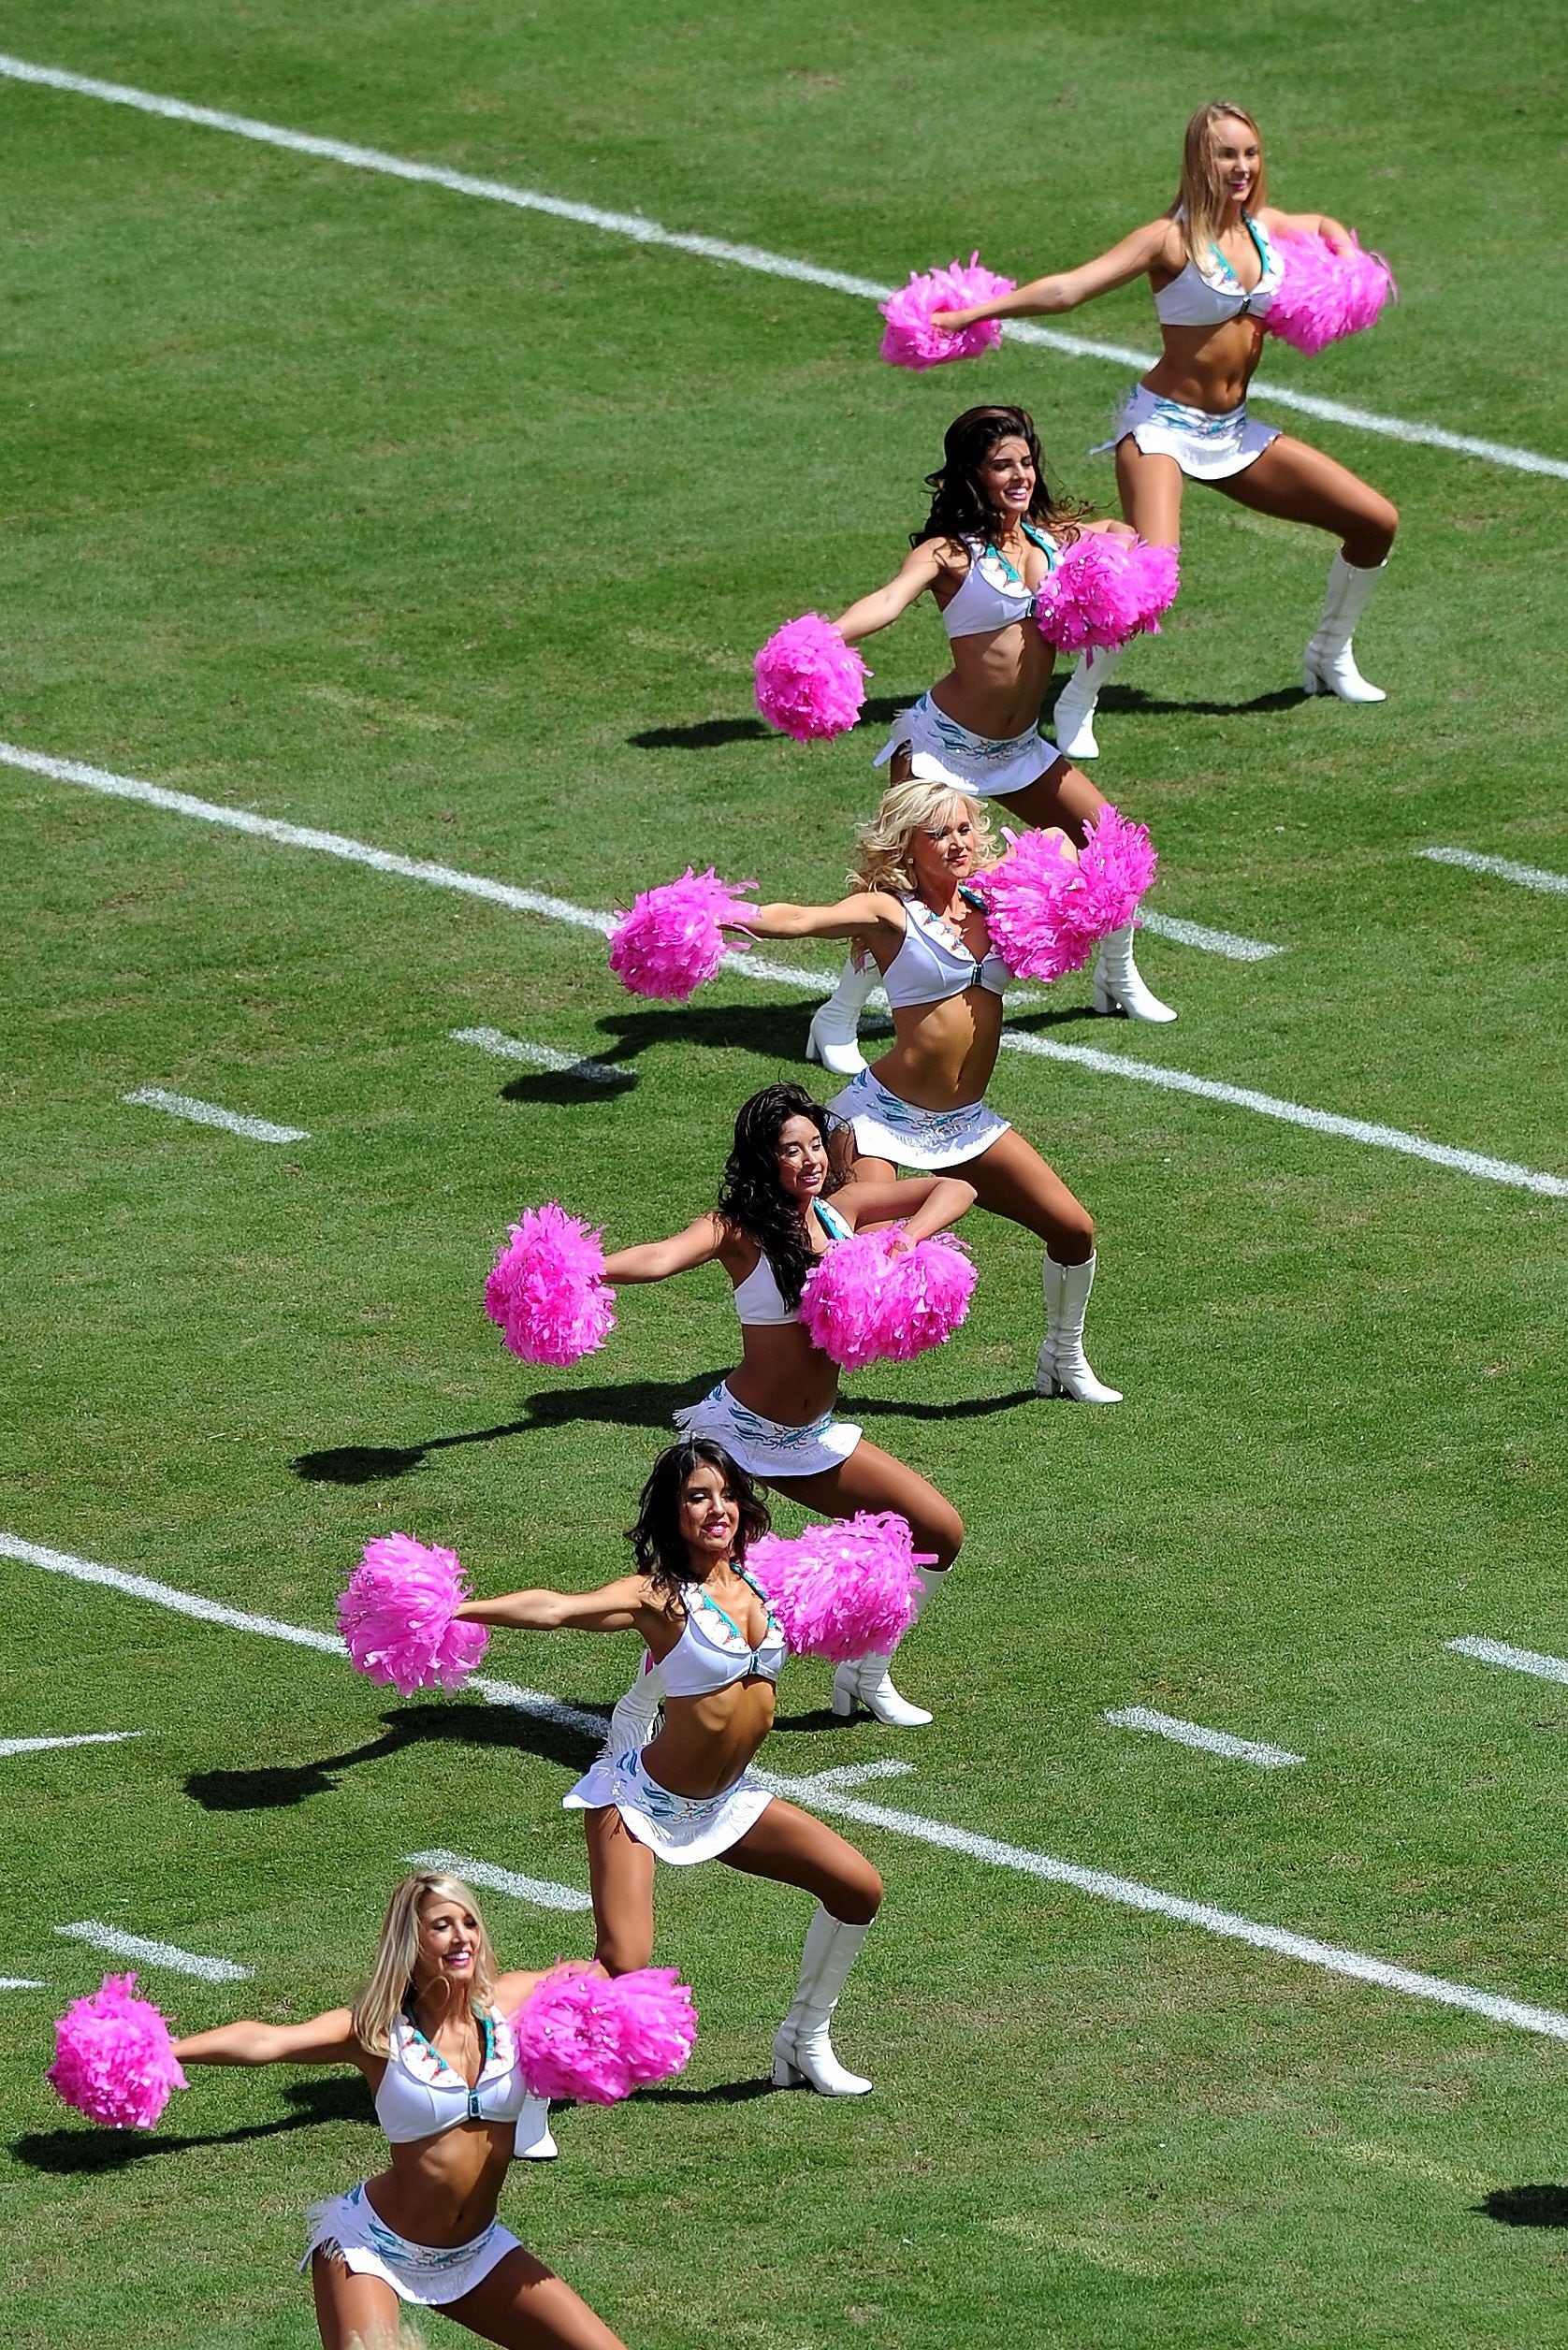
[457,1439,886,2096]
[730,774,1119,1407]
[170,1870,626,2349]
[593,1081,973,1727]
[931,99,1399,757]
[801,400,1173,1074]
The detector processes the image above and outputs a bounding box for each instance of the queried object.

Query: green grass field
[3,6,1565,2344]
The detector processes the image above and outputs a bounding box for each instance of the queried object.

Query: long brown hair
[912,406,1088,551]
[1170,102,1269,266]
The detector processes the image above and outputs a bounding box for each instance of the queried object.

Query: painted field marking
[404,1848,593,1914]
[0,53,1562,483]
[0,1731,141,1761]
[10,1533,1568,2045]
[0,1979,46,1991]
[7,740,1563,1198]
[449,1028,631,1084]
[1419,848,1568,898]
[1136,910,1283,963]
[1447,1635,1568,1685]
[1103,1706,1304,1769]
[123,1086,309,1144]
[56,1921,251,1982]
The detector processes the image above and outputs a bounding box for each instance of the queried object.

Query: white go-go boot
[771,1906,875,2096]
[1037,1251,1123,1406]
[1303,552,1388,704]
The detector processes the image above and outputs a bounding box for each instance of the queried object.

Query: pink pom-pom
[1034,535,1181,654]
[485,1201,617,1365]
[799,1228,976,1372]
[511,1967,697,2104]
[338,1532,489,1696]
[972,809,1157,983]
[748,1511,932,1661]
[1267,232,1396,357]
[608,867,758,1001]
[48,1973,186,2130]
[753,615,867,743]
[878,254,1016,370]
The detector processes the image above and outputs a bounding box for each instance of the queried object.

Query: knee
[1353,498,1398,564]
[833,1864,883,1926]
[595,1931,654,1977]
[1053,1204,1095,1262]
[930,1504,964,1571]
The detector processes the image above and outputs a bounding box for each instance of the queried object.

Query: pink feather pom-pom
[48,1973,186,2130]
[609,867,758,1001]
[338,1532,489,1696]
[748,1511,933,1661]
[972,809,1157,983]
[878,254,1016,370]
[799,1228,976,1372]
[511,1967,697,2104]
[485,1202,617,1366]
[1266,231,1396,357]
[1034,534,1181,653]
[753,616,868,743]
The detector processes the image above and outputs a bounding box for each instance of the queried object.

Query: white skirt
[874,691,1060,799]
[1096,383,1280,481]
[564,1742,775,1865]
[300,2183,520,2307]
[828,1066,1010,1172]
[674,1380,862,1479]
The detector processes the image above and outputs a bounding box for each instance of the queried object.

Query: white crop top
[1154,212,1281,327]
[661,1573,786,1697]
[374,2009,532,2144]
[882,892,1009,1010]
[941,524,1060,641]
[732,1197,853,1327]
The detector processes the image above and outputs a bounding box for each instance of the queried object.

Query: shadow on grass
[1476,2184,1568,2227]
[184,1700,603,1812]
[1088,680,1310,721]
[14,2076,373,2172]
[636,2074,777,2105]
[629,697,912,753]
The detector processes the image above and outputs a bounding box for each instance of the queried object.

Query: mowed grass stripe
[0,49,1564,482]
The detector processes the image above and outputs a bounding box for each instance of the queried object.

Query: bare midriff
[727,1319,840,1429]
[1140,310,1267,414]
[642,1682,777,1800]
[923,612,1061,740]
[360,2114,516,2249]
[866,988,1003,1114]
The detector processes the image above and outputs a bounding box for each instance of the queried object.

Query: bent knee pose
[934,99,1399,756]
[457,1440,885,2096]
[734,776,1120,1409]
[589,1081,972,1727]
[171,1871,626,2350]
[804,400,1173,1072]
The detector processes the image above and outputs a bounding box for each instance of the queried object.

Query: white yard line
[0,1978,46,1991]
[1447,1635,1568,1685]
[1137,911,1282,963]
[404,1849,593,1914]
[6,740,1562,1197]
[1419,848,1568,897]
[449,1028,631,1083]
[1103,1706,1304,1769]
[55,1921,251,1981]
[0,1731,141,1761]
[123,1086,309,1144]
[0,52,1562,482]
[8,1531,1568,2043]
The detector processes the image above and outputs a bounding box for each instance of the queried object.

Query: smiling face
[975,433,1036,527]
[1210,112,1261,210]
[908,796,982,895]
[414,1891,482,1991]
[676,1459,741,1570]
[773,1110,830,1209]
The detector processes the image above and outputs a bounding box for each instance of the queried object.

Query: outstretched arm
[932,218,1177,328]
[602,1212,727,1285]
[731,890,905,947]
[456,1573,655,1635]
[834,1173,978,1243]
[834,541,945,644]
[1258,204,1356,256]
[173,2007,362,2068]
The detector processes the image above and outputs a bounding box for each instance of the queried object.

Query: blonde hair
[850,776,998,897]
[1171,102,1269,265]
[352,1871,499,2056]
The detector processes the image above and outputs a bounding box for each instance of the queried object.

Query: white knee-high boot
[1052,643,1129,761]
[806,955,877,1077]
[771,1906,875,2096]
[1303,553,1387,703]
[603,1651,664,1756]
[1093,921,1177,1023]
[512,2098,559,2160]
[1037,1252,1123,1405]
[831,1567,946,1728]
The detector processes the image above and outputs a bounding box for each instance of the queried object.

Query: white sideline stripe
[1447,1635,1568,1686]
[1103,1706,1304,1769]
[449,1028,630,1083]
[0,1531,348,1654]
[405,1849,593,1914]
[1419,847,1568,897]
[123,1085,309,1143]
[56,1921,251,1982]
[0,54,1562,483]
[9,1537,1568,2046]
[1137,910,1282,962]
[0,1731,141,1760]
[0,1979,46,1991]
[8,740,1564,1197]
